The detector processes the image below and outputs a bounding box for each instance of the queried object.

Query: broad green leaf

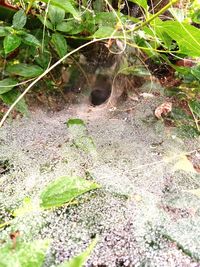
[37,15,53,30]
[189,100,200,118]
[175,125,200,138]
[0,26,9,37]
[48,4,65,26]
[191,66,200,81]
[82,11,96,34]
[93,26,115,38]
[51,33,67,58]
[35,51,51,69]
[58,238,98,267]
[0,78,18,94]
[40,176,101,209]
[129,0,147,9]
[56,21,84,34]
[158,21,200,57]
[93,0,106,12]
[3,34,21,54]
[66,119,96,153]
[6,63,43,78]
[42,0,79,19]
[12,9,27,29]
[192,9,200,24]
[0,88,28,115]
[21,33,41,47]
[186,188,200,198]
[95,12,117,27]
[0,239,49,267]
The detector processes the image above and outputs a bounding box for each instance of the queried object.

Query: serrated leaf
[0,26,9,37]
[58,238,98,267]
[0,239,49,267]
[189,100,200,118]
[40,176,101,209]
[21,33,41,47]
[42,0,79,19]
[48,4,65,26]
[51,32,67,58]
[12,9,27,29]
[3,34,21,54]
[0,78,18,94]
[0,88,28,115]
[6,63,43,78]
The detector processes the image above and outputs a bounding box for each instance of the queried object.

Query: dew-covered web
[0,85,200,266]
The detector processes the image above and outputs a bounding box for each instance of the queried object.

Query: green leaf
[12,9,27,29]
[157,21,200,57]
[0,78,18,94]
[189,100,200,118]
[35,51,51,69]
[21,33,41,47]
[51,32,67,58]
[129,0,147,10]
[95,12,117,27]
[0,239,49,267]
[3,34,21,54]
[56,21,84,34]
[40,176,101,209]
[0,26,9,37]
[58,238,98,267]
[93,26,115,38]
[37,15,54,30]
[66,118,96,153]
[48,4,65,26]
[0,88,28,115]
[42,0,79,19]
[6,63,43,78]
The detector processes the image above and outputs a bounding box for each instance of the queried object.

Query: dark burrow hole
[90,89,111,106]
[90,75,111,106]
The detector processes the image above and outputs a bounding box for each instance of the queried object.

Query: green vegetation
[0,0,199,129]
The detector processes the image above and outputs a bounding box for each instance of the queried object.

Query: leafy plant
[67,118,96,153]
[0,239,49,267]
[58,238,98,267]
[40,175,101,209]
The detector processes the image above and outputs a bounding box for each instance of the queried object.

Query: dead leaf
[155,102,172,119]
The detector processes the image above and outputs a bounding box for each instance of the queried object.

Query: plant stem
[129,0,179,32]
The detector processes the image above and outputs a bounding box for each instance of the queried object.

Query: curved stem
[129,0,179,33]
